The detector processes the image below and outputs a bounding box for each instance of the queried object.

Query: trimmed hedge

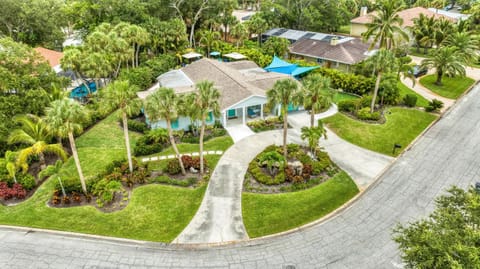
[316,68,374,96]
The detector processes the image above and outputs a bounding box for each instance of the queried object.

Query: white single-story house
[137,58,295,130]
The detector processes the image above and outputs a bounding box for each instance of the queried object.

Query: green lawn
[0,111,210,242]
[397,81,430,108]
[333,92,359,104]
[419,75,475,99]
[323,107,438,156]
[242,171,359,238]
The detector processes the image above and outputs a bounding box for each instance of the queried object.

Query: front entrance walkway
[174,105,394,244]
[225,124,255,143]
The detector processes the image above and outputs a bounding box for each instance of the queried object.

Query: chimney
[360,6,368,16]
[330,37,338,46]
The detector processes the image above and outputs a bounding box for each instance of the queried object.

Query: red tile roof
[34,47,63,68]
[351,7,456,27]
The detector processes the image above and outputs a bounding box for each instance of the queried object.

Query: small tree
[267,79,301,161]
[102,80,141,173]
[194,81,221,174]
[393,185,480,268]
[300,121,327,158]
[39,160,66,197]
[301,74,333,128]
[364,49,397,112]
[144,88,186,175]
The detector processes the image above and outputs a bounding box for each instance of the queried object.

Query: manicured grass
[397,81,430,108]
[0,111,209,242]
[333,92,359,104]
[242,171,359,238]
[323,107,437,156]
[0,178,206,242]
[419,75,475,99]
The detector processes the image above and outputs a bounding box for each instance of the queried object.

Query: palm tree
[45,98,89,193]
[267,78,300,161]
[198,30,221,57]
[179,93,200,136]
[81,52,112,92]
[247,15,268,45]
[433,18,454,48]
[39,160,66,197]
[410,13,436,54]
[4,151,18,183]
[442,32,479,65]
[194,81,220,174]
[301,74,333,128]
[230,23,248,48]
[421,47,466,86]
[102,80,141,173]
[144,88,186,175]
[362,0,409,50]
[364,49,397,112]
[8,115,67,171]
[300,122,327,158]
[61,47,90,90]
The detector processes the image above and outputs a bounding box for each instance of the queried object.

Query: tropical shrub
[118,67,154,90]
[191,157,207,170]
[356,107,381,121]
[338,99,358,113]
[127,119,148,133]
[133,135,164,156]
[92,178,122,207]
[148,175,197,187]
[316,68,374,96]
[18,173,35,191]
[426,99,444,112]
[403,94,418,107]
[0,182,26,200]
[181,155,194,169]
[164,159,182,175]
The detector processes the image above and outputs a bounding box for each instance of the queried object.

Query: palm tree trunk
[310,109,315,128]
[122,112,134,173]
[135,44,140,67]
[282,107,288,161]
[39,152,46,170]
[199,117,206,174]
[371,72,382,113]
[167,119,186,175]
[68,132,87,193]
[435,71,443,85]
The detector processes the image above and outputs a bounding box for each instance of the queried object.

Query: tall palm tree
[102,80,141,173]
[362,0,409,50]
[45,98,89,193]
[144,88,186,175]
[410,13,436,54]
[194,81,220,174]
[421,47,466,86]
[179,93,200,136]
[8,115,67,171]
[198,30,221,57]
[61,47,89,90]
[301,74,333,128]
[442,31,479,65]
[364,49,397,112]
[81,52,112,92]
[433,17,454,48]
[267,78,300,161]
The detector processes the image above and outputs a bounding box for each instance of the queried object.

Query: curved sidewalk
[175,106,393,244]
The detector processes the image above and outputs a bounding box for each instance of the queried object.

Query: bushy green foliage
[164,159,181,175]
[356,107,381,121]
[403,94,418,107]
[127,119,148,133]
[338,99,358,113]
[18,173,36,191]
[92,178,123,207]
[425,99,444,112]
[316,68,375,96]
[247,117,283,132]
[118,67,154,90]
[148,175,196,187]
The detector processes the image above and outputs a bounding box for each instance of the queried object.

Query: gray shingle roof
[289,38,371,65]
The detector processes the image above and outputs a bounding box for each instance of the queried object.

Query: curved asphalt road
[2,85,480,268]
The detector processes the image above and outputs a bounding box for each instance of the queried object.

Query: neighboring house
[137,58,294,130]
[426,8,470,21]
[34,47,63,74]
[289,35,373,72]
[350,6,457,37]
[262,28,373,71]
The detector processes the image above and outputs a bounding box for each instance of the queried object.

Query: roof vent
[330,37,338,46]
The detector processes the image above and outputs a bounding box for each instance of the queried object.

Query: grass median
[419,75,475,99]
[242,171,359,238]
[323,107,437,156]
